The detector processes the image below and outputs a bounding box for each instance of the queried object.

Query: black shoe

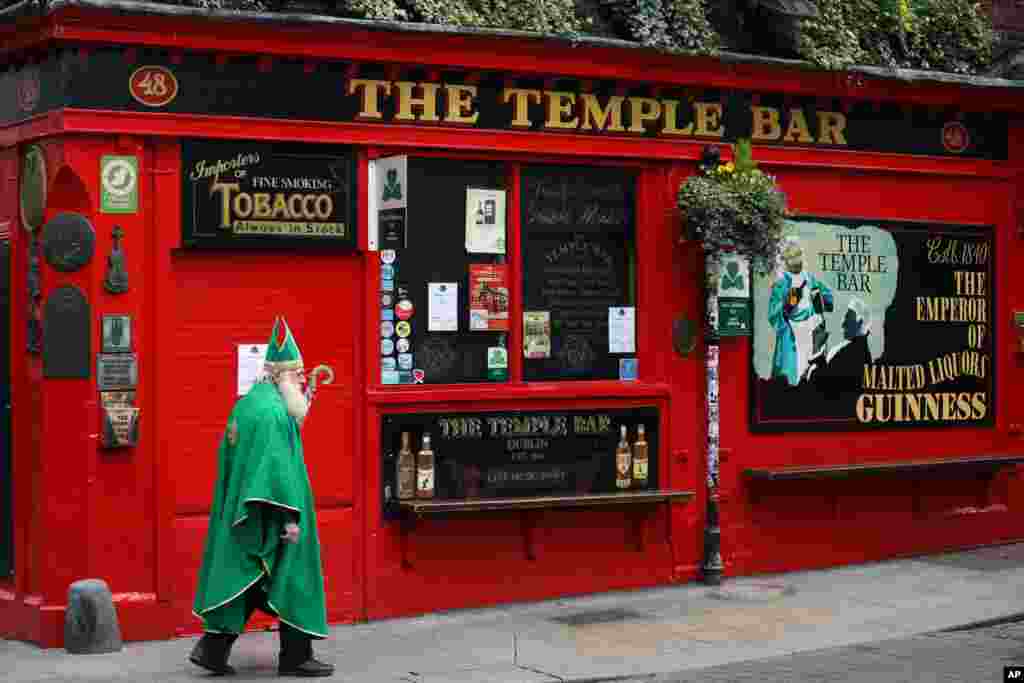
[278,656,335,677]
[189,634,237,676]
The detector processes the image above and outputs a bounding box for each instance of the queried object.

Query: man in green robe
[190,318,333,677]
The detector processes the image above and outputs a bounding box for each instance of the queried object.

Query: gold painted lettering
[253,193,272,219]
[444,84,479,124]
[394,82,440,122]
[502,88,541,128]
[660,99,693,136]
[783,108,814,143]
[628,97,662,133]
[232,192,253,219]
[544,91,579,129]
[314,195,332,219]
[816,111,848,145]
[348,78,391,120]
[579,93,625,132]
[302,195,317,219]
[971,392,987,419]
[750,106,781,141]
[271,194,290,219]
[693,102,724,138]
[288,195,304,218]
[211,181,240,229]
[856,394,872,422]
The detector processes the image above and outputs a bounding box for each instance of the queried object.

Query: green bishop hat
[265,317,304,372]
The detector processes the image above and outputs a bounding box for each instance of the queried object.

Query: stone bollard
[64,579,123,654]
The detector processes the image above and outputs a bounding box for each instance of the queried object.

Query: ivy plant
[678,139,788,276]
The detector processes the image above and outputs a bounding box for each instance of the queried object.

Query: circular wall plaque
[42,212,95,272]
[19,145,47,233]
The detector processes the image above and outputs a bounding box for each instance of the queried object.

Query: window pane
[520,165,637,381]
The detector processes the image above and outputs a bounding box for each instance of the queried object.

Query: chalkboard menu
[380,407,659,519]
[380,158,508,385]
[521,165,636,381]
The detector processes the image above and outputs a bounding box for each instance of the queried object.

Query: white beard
[277,375,309,426]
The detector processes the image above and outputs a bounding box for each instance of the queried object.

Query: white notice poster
[428,282,459,332]
[465,188,506,254]
[608,307,636,354]
[237,343,268,396]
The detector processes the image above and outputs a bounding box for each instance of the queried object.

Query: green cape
[192,382,328,637]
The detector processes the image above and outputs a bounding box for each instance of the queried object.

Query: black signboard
[43,286,90,379]
[2,48,1008,160]
[380,407,659,519]
[751,217,994,431]
[181,139,356,249]
[521,165,636,381]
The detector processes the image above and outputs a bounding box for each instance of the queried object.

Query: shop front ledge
[395,489,694,569]
[744,453,1024,520]
[743,453,1024,481]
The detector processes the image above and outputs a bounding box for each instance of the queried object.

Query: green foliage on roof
[147,0,996,75]
[403,0,585,35]
[799,0,994,74]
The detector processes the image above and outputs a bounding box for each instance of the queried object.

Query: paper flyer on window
[469,263,510,331]
[523,311,551,359]
[608,306,636,353]
[428,282,459,332]
[237,343,268,396]
[465,188,506,254]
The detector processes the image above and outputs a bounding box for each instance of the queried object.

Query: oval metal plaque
[42,212,95,272]
[129,65,179,108]
[19,145,46,233]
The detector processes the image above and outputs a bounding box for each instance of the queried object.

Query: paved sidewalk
[3,543,1024,682]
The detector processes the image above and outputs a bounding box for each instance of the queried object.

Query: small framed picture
[102,314,132,353]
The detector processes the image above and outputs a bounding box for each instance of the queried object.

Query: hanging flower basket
[678,139,788,277]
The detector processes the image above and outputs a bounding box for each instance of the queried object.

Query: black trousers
[202,585,312,664]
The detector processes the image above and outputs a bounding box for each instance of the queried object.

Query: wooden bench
[395,489,695,569]
[744,453,1024,519]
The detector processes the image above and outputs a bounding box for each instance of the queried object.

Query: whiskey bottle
[615,425,632,490]
[416,432,435,499]
[397,431,416,500]
[632,424,649,488]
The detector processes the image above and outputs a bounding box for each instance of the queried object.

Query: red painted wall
[0,12,1023,646]
[147,142,366,634]
[717,158,1023,575]
[6,130,1024,645]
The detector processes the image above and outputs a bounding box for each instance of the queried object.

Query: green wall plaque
[19,145,46,233]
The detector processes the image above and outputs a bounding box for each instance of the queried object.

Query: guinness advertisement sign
[751,217,994,431]
[181,139,356,249]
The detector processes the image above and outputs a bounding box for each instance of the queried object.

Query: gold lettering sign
[343,78,851,147]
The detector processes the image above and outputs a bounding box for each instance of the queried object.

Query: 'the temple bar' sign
[0,49,1007,159]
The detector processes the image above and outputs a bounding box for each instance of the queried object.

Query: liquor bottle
[416,432,435,499]
[632,423,649,488]
[615,425,632,490]
[397,431,416,500]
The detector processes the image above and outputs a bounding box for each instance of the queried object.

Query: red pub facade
[3,0,1024,648]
